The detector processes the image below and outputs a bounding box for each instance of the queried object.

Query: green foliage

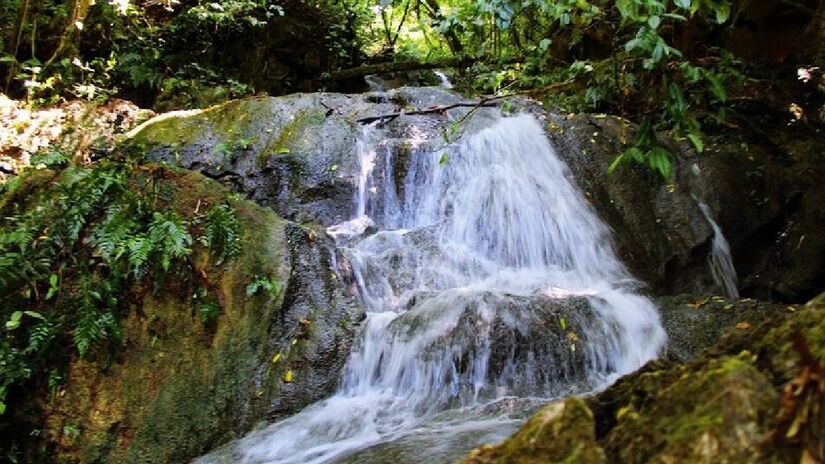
[198,299,221,326]
[187,0,284,29]
[201,203,241,265]
[245,275,281,299]
[369,0,742,177]
[0,161,242,429]
[192,285,221,325]
[30,148,71,168]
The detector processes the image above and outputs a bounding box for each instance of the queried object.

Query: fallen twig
[356,101,499,124]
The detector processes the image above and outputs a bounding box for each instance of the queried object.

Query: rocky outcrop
[656,294,793,362]
[511,98,825,302]
[125,88,500,226]
[462,294,825,463]
[5,167,361,463]
[463,397,607,464]
[126,88,825,301]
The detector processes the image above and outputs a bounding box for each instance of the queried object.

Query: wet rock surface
[126,88,825,301]
[462,293,825,464]
[128,88,493,226]
[382,292,612,401]
[8,170,362,463]
[262,223,363,418]
[656,294,792,362]
[462,397,607,464]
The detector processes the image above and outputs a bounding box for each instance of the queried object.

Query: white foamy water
[434,71,453,89]
[198,113,666,464]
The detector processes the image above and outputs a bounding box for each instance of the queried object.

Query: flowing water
[199,113,666,464]
[697,202,740,299]
[434,71,454,89]
[691,163,740,299]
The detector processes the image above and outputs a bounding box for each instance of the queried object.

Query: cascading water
[434,71,454,89]
[691,163,740,299]
[199,112,666,464]
[697,202,740,299]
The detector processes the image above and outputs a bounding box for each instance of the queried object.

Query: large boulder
[124,88,499,226]
[2,166,361,463]
[462,293,825,463]
[462,397,607,464]
[125,87,825,301]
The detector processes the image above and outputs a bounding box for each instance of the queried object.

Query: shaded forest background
[2,0,825,175]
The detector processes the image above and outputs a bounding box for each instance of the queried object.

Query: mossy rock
[656,294,794,362]
[465,295,824,464]
[602,354,776,464]
[462,398,606,464]
[5,163,360,463]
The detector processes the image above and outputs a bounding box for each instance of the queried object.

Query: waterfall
[691,163,740,299]
[697,202,740,299]
[198,113,665,464]
[434,71,453,89]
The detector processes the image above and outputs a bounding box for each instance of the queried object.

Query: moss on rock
[3,160,360,463]
[462,295,825,464]
[463,398,606,464]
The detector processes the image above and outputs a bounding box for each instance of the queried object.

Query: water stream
[697,202,740,299]
[691,163,740,299]
[199,112,666,464]
[434,71,453,89]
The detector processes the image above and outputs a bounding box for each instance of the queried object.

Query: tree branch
[356,101,499,124]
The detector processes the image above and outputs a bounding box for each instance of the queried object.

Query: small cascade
[199,112,666,464]
[433,71,453,89]
[690,163,740,299]
[697,202,740,299]
[364,75,386,92]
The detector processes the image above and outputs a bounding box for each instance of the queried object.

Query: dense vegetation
[0,0,824,461]
[2,0,824,174]
[0,156,244,455]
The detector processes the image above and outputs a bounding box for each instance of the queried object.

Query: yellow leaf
[735,322,752,330]
[271,353,282,363]
[283,370,293,383]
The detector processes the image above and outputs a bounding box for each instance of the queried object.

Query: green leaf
[715,4,730,23]
[0,401,5,415]
[46,274,60,300]
[687,133,704,153]
[648,15,661,29]
[663,13,687,21]
[674,0,691,9]
[652,42,664,64]
[6,311,23,330]
[246,282,260,296]
[668,83,686,114]
[560,317,567,330]
[276,147,290,154]
[23,311,45,320]
[439,152,449,166]
[648,147,673,178]
[706,73,727,102]
[608,154,625,174]
[539,38,552,51]
[627,147,645,163]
